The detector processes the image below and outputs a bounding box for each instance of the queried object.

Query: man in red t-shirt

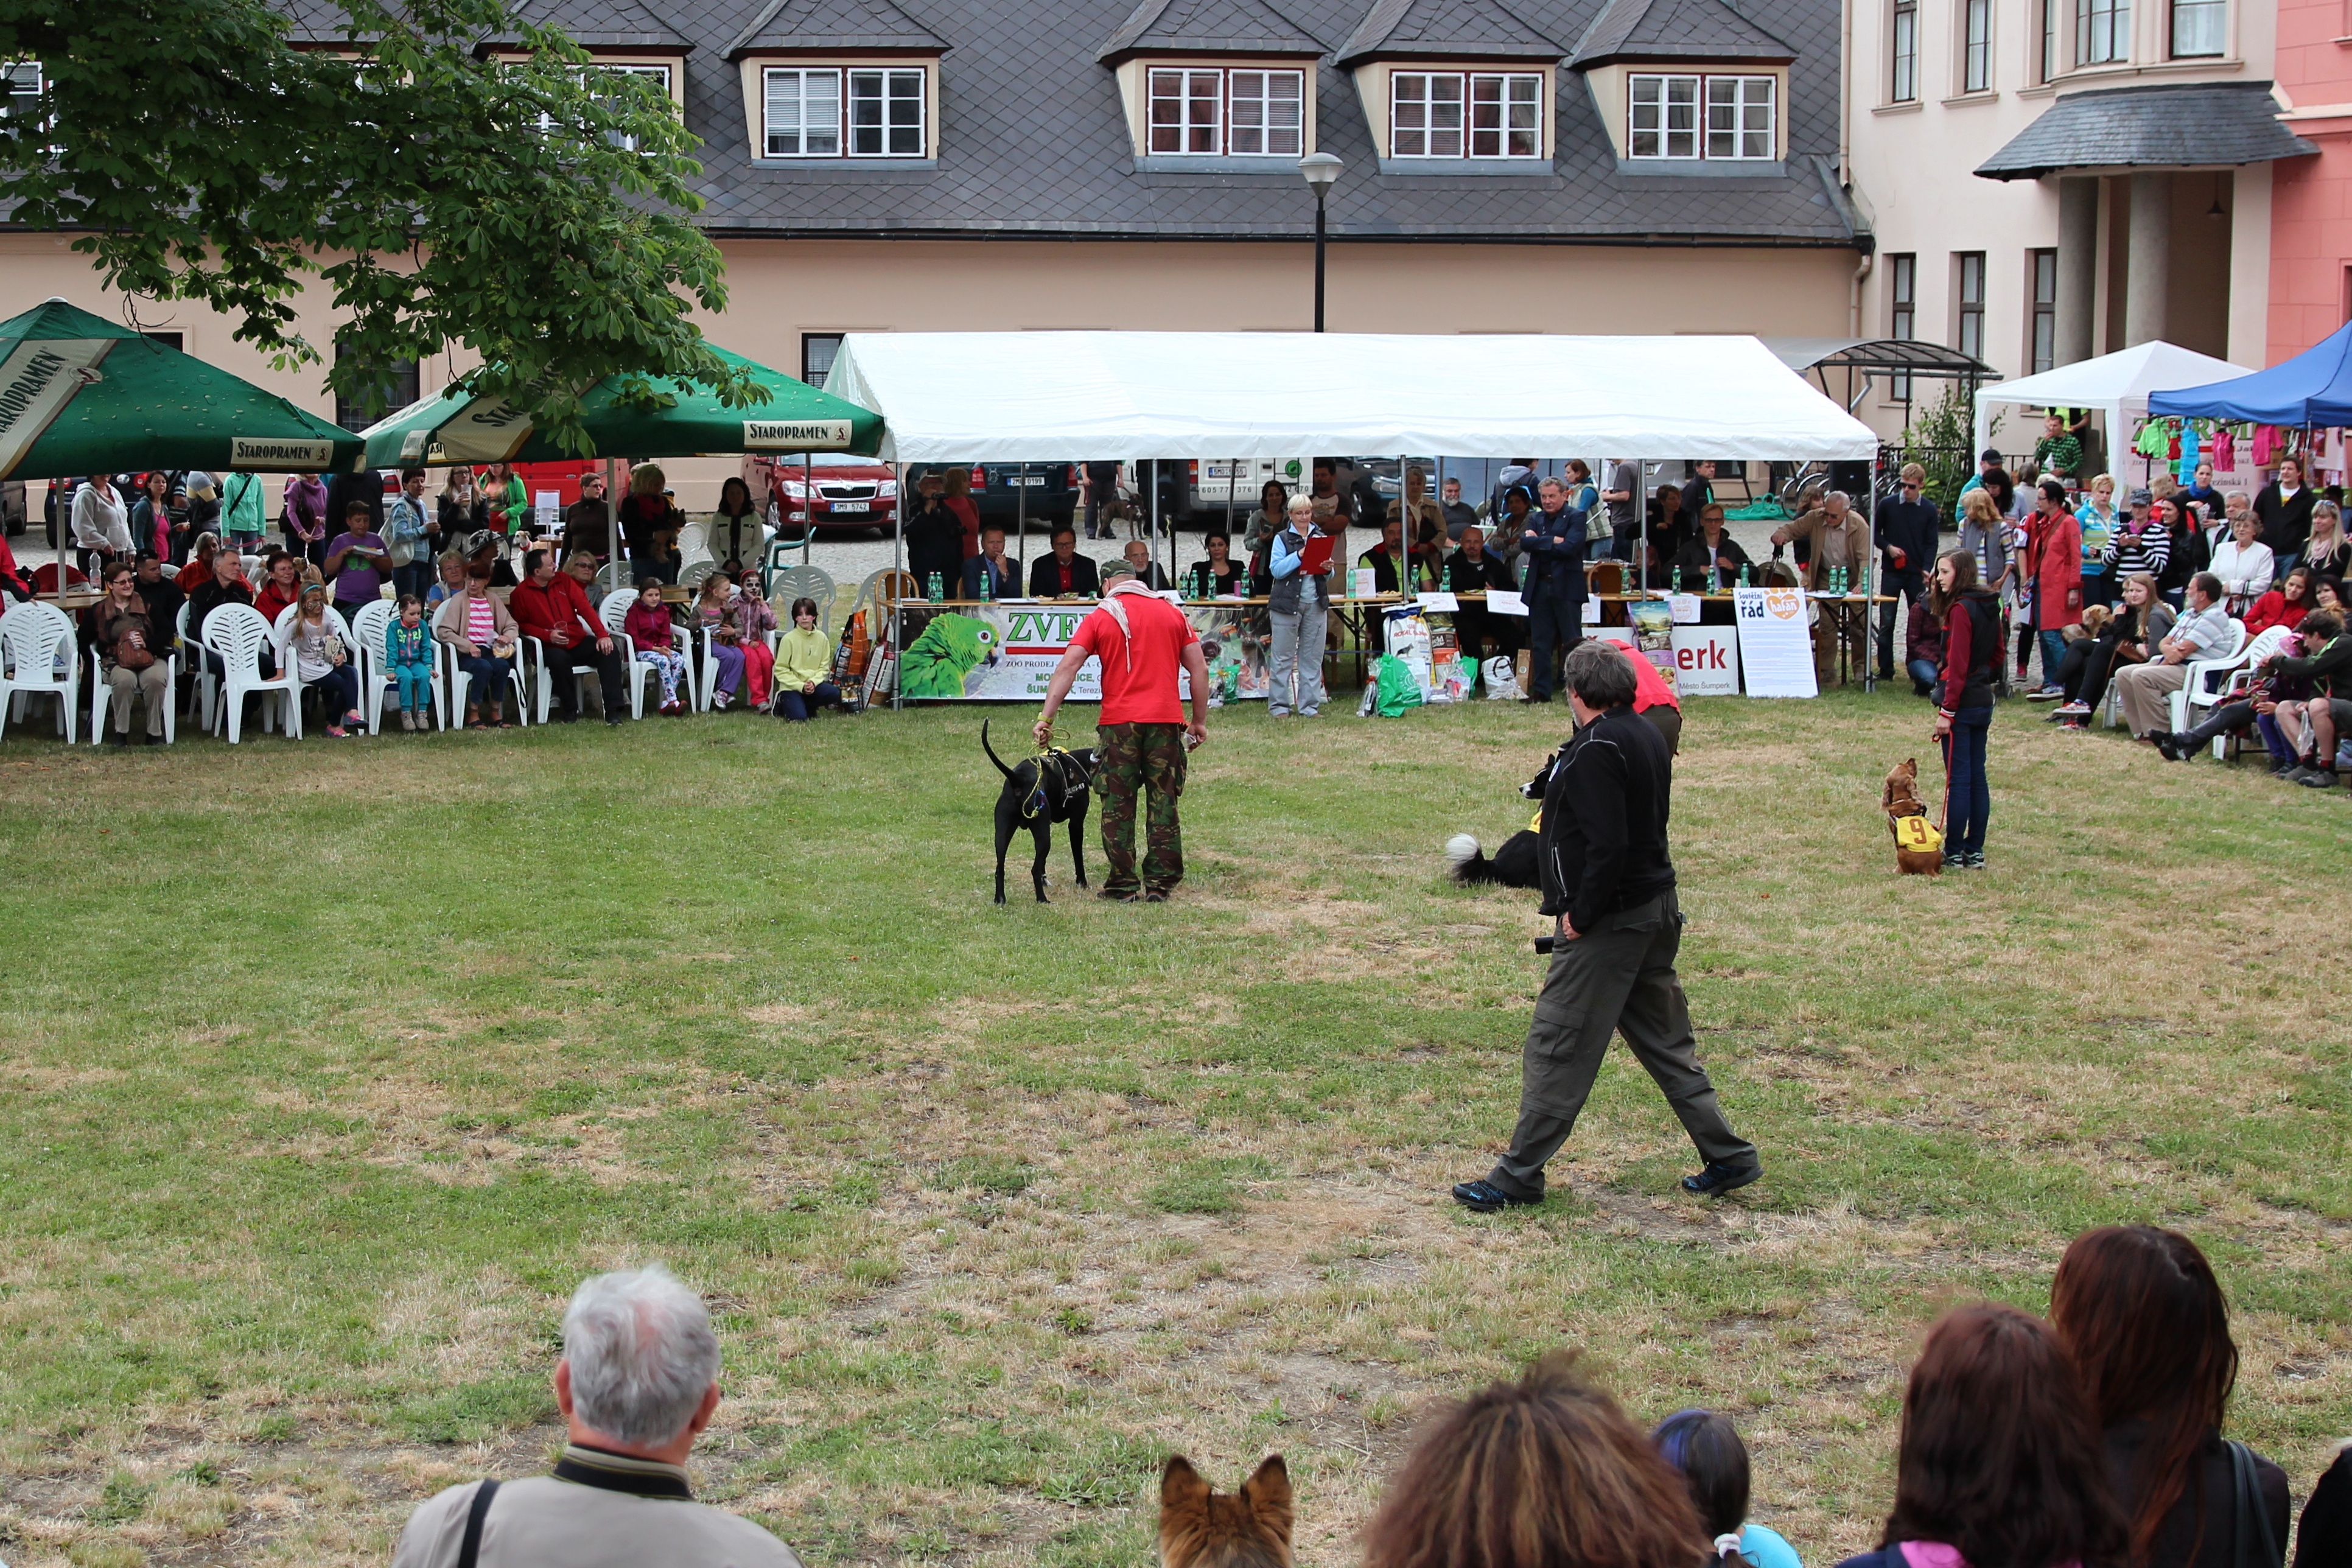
[1034,561,1211,901]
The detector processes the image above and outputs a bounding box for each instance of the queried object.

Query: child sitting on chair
[692,572,747,711]
[387,593,435,732]
[735,575,779,711]
[625,577,689,716]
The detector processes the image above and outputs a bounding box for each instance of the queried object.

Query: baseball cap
[2128,487,2153,506]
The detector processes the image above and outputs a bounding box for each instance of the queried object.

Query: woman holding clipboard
[1268,494,1335,717]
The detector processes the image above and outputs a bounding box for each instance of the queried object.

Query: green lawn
[0,691,2347,1568]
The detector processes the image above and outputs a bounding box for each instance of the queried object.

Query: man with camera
[1452,641,1759,1213]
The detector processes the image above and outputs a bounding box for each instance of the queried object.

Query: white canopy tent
[1970,340,2253,460]
[825,331,1880,463]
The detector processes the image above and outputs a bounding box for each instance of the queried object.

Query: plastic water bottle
[927,572,943,602]
[1737,562,1750,587]
[978,567,992,603]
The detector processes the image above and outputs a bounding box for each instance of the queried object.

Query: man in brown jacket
[1769,489,1872,681]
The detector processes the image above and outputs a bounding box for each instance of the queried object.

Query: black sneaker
[2153,733,2185,761]
[1962,852,1985,870]
[1143,891,1169,903]
[1941,852,1965,870]
[1451,1178,1539,1213]
[1096,887,1141,902]
[1681,1161,1762,1197]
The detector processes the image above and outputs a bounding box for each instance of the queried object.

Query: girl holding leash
[1930,549,2002,870]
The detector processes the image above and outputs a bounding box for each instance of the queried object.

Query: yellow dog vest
[1893,815,1943,854]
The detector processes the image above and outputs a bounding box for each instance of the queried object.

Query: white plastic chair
[88,627,179,746]
[0,601,79,743]
[2200,625,2294,759]
[350,600,435,734]
[595,559,633,597]
[178,601,217,735]
[206,604,299,743]
[600,588,679,718]
[772,565,837,637]
[2169,617,2250,735]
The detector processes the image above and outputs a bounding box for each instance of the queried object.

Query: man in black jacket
[1874,463,1941,681]
[1520,478,1588,702]
[1029,527,1102,598]
[1453,642,1759,1212]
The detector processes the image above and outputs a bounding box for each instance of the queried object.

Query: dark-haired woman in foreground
[1654,1409,1804,1568]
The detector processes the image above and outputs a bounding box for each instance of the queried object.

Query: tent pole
[803,449,811,566]
[1637,460,1649,596]
[1223,458,1236,597]
[893,460,905,712]
[1864,448,1880,695]
[1017,460,1026,589]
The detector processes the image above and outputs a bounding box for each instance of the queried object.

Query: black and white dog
[1445,748,1561,891]
[984,719,1096,904]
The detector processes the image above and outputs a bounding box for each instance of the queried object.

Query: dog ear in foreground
[1160,1454,1295,1568]
[1881,757,1944,877]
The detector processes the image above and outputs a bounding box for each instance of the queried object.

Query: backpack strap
[455,1477,500,1568]
[2228,1440,2280,1568]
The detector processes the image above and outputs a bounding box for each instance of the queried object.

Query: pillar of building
[2124,171,2172,347]
[2056,176,2099,365]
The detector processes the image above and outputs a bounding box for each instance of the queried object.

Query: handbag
[112,630,156,673]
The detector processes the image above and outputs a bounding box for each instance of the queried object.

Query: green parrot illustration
[898,612,999,698]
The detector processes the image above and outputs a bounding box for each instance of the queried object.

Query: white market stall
[1970,340,2253,465]
[822,331,1881,702]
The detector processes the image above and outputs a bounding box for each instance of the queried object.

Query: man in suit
[1521,477,1588,702]
[961,525,1021,599]
[1027,526,1101,598]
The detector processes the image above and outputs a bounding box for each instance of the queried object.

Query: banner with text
[893,601,1269,702]
[1732,586,1818,698]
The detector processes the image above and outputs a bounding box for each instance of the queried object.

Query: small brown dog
[1160,1455,1293,1568]
[1882,757,1945,875]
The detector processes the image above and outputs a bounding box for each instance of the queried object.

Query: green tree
[0,0,761,452]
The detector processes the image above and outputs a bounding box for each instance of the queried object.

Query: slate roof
[1099,0,1327,62]
[489,0,695,49]
[1334,0,1563,64]
[1570,0,1791,66]
[724,0,949,55]
[275,0,1857,246]
[1976,81,2315,180]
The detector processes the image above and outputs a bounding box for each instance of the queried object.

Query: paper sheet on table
[1352,567,1377,599]
[1485,589,1525,615]
[1670,593,1702,624]
[1416,591,1459,613]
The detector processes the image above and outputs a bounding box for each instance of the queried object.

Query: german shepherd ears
[1161,1453,1295,1530]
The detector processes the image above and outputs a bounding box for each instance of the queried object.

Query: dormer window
[1626,72,1773,159]
[762,65,927,157]
[1391,70,1542,158]
[1146,66,1303,156]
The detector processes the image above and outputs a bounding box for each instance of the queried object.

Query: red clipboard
[1298,533,1335,575]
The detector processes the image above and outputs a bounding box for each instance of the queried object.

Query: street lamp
[1298,153,1342,332]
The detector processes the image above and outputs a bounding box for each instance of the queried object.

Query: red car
[763,458,900,536]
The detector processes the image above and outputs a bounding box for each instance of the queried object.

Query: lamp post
[1298,153,1342,332]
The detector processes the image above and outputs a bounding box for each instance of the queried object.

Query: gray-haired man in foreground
[393,1265,801,1568]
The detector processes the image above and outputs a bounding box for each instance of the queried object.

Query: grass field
[1,688,2348,1568]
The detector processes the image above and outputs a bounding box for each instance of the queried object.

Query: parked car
[768,459,900,537]
[908,462,1082,528]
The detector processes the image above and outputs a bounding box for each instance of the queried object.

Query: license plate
[827,502,870,515]
[1007,475,1046,486]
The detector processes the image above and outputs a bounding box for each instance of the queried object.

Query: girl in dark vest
[1930,549,2003,871]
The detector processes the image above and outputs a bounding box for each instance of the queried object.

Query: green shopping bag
[1373,653,1426,718]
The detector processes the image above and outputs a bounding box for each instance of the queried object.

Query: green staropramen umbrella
[359,343,883,468]
[0,299,364,480]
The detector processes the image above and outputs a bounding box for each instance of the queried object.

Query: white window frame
[1962,0,1992,91]
[552,63,670,151]
[2,60,52,148]
[846,67,925,158]
[763,66,842,157]
[2029,248,2057,374]
[1703,75,1774,159]
[1228,68,1304,156]
[2078,0,2130,65]
[2170,0,2225,57]
[1391,71,1466,157]
[1148,67,1223,153]
[1891,0,1919,101]
[1628,73,1699,158]
[1391,70,1541,159]
[1468,72,1542,158]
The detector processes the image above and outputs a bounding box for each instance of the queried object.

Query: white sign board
[1668,593,1703,625]
[1667,626,1740,695]
[1732,586,1818,698]
[1485,589,1526,617]
[534,491,561,531]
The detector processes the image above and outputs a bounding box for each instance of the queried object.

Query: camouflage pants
[1095,722,1187,896]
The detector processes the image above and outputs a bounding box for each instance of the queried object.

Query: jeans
[1876,569,1925,677]
[1527,593,1581,699]
[775,680,841,721]
[393,659,435,715]
[306,663,361,726]
[1268,604,1327,715]
[1939,705,1992,856]
[391,562,433,605]
[2037,628,2070,689]
[2256,711,2295,764]
[459,653,513,713]
[1906,657,1940,693]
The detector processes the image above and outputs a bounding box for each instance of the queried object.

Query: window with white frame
[1230,69,1303,154]
[1145,67,1303,156]
[2,61,37,122]
[2171,0,2224,56]
[2079,0,2130,64]
[1148,68,1220,153]
[1962,0,1992,90]
[1630,73,1774,160]
[1628,74,1698,158]
[1391,71,1542,159]
[538,63,671,149]
[762,65,928,158]
[1703,76,1773,158]
[1890,0,1918,100]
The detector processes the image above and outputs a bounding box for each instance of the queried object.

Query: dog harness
[1024,747,1091,821]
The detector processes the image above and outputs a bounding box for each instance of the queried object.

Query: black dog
[984,719,1096,903]
[1446,747,1561,890]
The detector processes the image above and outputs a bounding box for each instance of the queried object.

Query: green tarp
[359,344,883,469]
[0,299,363,481]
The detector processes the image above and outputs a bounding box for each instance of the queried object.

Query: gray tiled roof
[1976,81,2315,180]
[1335,0,1563,65]
[1570,0,1790,66]
[1100,0,1326,61]
[724,0,950,56]
[492,0,695,49]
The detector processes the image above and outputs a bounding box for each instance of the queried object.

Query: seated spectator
[424,550,467,612]
[254,549,305,626]
[2316,577,2351,622]
[324,501,388,626]
[385,594,436,732]
[1491,485,1535,569]
[1653,1409,1804,1568]
[1360,1350,1705,1568]
[391,1265,802,1568]
[2298,1448,2352,1568]
[734,575,779,709]
[1674,504,1751,594]
[433,563,519,729]
[2156,495,2208,607]
[962,526,1021,600]
[130,551,184,652]
[175,531,221,596]
[1647,483,1687,562]
[510,550,628,726]
[1439,475,1479,540]
[773,596,842,721]
[0,525,32,602]
[1183,531,1247,598]
[463,528,519,590]
[1028,528,1101,598]
[2050,574,2171,726]
[278,582,363,738]
[1358,517,1415,604]
[2049,1226,2289,1568]
[84,562,170,746]
[2154,626,2303,766]
[1616,639,1683,755]
[1122,537,1172,590]
[2263,608,2352,786]
[904,473,962,595]
[2114,572,2233,743]
[2305,499,2352,582]
[1905,596,1943,698]
[1832,1304,2121,1568]
[2242,565,2312,639]
[690,570,747,711]
[187,546,256,643]
[709,477,763,576]
[622,577,688,717]
[1444,526,1517,663]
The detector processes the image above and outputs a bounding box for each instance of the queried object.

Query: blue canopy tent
[2148,321,2352,426]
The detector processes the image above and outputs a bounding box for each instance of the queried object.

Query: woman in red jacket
[2023,478,2082,695]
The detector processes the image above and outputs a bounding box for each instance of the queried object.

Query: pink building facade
[2272,0,2352,360]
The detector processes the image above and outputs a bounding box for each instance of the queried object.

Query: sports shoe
[2270,759,2298,777]
[1096,887,1141,902]
[400,710,418,732]
[1942,852,1965,870]
[2298,769,2341,789]
[2029,686,2067,701]
[2286,765,2328,785]
[1451,1178,1540,1213]
[1681,1161,1762,1197]
[2052,701,2090,717]
[1143,891,1170,903]
[2154,732,2188,761]
[1962,852,1986,869]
